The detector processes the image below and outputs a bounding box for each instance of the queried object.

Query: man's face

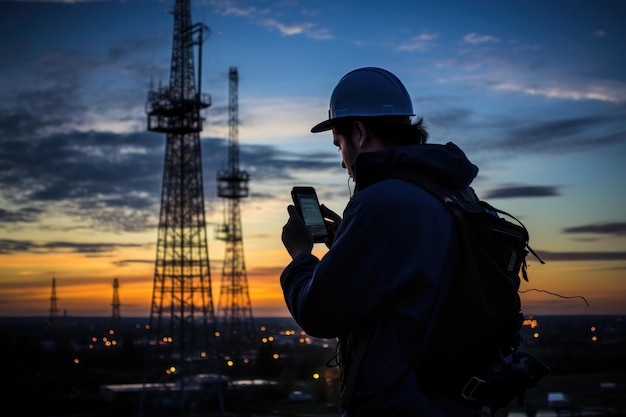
[332,128,357,178]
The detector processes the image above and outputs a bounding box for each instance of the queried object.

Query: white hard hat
[311,67,415,133]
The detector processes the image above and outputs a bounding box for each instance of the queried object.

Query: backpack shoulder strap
[338,325,374,410]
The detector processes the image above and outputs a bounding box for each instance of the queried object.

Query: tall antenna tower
[140,0,221,415]
[49,277,58,320]
[111,278,120,321]
[215,67,255,360]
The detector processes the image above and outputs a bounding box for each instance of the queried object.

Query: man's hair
[332,116,429,146]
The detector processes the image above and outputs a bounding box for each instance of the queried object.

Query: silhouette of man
[280,67,481,417]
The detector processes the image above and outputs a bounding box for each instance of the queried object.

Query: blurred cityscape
[0,314,624,417]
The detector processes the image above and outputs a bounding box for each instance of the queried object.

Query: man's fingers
[287,205,304,223]
[320,204,341,222]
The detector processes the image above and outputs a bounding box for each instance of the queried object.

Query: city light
[523,318,539,329]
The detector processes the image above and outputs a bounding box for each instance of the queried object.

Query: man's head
[311,67,428,177]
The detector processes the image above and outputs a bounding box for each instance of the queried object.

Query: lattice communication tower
[111,278,120,321]
[49,277,59,320]
[216,67,256,358]
[140,0,221,415]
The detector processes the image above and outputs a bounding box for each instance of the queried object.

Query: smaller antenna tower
[49,277,59,320]
[111,278,121,321]
[216,67,256,358]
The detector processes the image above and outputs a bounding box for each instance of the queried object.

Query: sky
[0,0,625,318]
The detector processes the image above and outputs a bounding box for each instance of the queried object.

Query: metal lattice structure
[111,278,120,321]
[49,277,59,320]
[216,67,256,358]
[140,0,222,415]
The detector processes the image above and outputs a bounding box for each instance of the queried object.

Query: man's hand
[281,205,314,259]
[320,204,342,249]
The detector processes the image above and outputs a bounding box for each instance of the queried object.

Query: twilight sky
[1,0,625,318]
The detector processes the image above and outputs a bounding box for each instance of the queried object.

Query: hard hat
[311,67,415,133]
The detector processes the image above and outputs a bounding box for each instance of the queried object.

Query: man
[280,67,481,417]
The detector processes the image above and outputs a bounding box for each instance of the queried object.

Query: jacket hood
[353,142,478,191]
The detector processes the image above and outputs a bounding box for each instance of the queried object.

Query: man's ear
[353,121,368,150]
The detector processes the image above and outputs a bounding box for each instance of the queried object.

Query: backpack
[407,174,551,414]
[337,171,550,414]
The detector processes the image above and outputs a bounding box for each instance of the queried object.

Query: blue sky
[0,0,625,317]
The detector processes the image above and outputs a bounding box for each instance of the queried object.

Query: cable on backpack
[519,288,590,308]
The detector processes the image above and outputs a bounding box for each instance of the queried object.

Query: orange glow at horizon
[1,238,625,317]
[0,247,294,317]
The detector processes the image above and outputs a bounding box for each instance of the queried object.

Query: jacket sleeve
[280,179,455,338]
[279,253,320,327]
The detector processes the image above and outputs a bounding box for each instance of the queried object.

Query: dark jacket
[280,142,480,416]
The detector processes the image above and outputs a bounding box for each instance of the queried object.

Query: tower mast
[140,0,220,414]
[216,67,255,361]
[111,278,120,321]
[49,277,58,320]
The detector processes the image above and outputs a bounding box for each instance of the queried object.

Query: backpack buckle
[461,376,486,402]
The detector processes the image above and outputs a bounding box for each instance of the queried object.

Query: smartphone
[291,186,329,243]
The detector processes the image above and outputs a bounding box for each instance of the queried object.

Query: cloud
[0,129,166,232]
[42,241,137,254]
[0,30,154,138]
[563,222,626,236]
[211,1,259,18]
[239,143,338,182]
[496,112,626,155]
[260,18,333,40]
[493,80,626,103]
[463,32,500,44]
[113,259,155,267]
[534,250,626,262]
[0,113,338,237]
[396,33,439,52]
[431,28,626,106]
[0,207,42,223]
[482,185,560,199]
[0,239,34,255]
[0,239,142,256]
[211,0,333,40]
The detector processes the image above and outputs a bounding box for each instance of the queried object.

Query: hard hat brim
[311,119,332,133]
